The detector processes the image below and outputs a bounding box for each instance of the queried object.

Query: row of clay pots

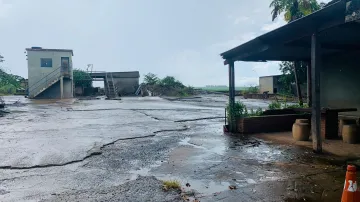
[292,119,359,144]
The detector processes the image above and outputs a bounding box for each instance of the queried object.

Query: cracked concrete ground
[0,95,351,201]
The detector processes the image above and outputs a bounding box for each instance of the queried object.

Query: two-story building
[26,47,74,99]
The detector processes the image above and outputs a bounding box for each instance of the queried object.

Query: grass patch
[162,180,181,191]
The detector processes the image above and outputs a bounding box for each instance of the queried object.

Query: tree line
[0,54,24,95]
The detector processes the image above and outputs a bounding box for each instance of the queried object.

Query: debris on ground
[42,176,182,202]
[229,185,237,190]
[162,180,181,191]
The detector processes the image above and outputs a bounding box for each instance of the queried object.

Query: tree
[143,73,159,85]
[0,54,24,94]
[278,61,307,94]
[73,69,92,88]
[160,76,185,88]
[270,0,323,105]
[270,0,321,22]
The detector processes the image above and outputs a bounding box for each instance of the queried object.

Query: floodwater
[0,95,348,201]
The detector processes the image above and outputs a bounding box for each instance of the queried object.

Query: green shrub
[268,101,282,110]
[227,102,264,119]
[73,69,92,88]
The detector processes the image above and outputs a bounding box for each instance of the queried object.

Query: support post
[307,61,312,107]
[228,60,236,132]
[311,33,322,153]
[60,76,64,99]
[294,62,303,106]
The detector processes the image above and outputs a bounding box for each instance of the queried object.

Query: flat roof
[89,71,140,78]
[26,48,74,56]
[220,0,360,62]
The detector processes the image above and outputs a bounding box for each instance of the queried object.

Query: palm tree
[270,0,321,22]
[270,0,322,106]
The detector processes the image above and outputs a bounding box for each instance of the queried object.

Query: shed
[220,0,360,152]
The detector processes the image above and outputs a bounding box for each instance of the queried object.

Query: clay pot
[296,119,309,124]
[339,119,357,137]
[292,122,310,141]
[342,124,358,144]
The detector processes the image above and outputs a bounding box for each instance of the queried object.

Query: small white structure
[259,75,282,94]
[26,47,74,99]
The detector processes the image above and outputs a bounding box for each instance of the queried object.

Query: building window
[41,58,52,67]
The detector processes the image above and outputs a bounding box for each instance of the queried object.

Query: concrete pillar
[60,76,64,99]
[311,33,322,153]
[228,60,236,132]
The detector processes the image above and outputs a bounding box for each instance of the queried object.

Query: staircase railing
[110,73,117,97]
[28,66,62,97]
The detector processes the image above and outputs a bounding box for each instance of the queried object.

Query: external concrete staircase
[28,66,69,99]
[28,66,62,98]
[30,77,61,98]
[105,73,118,99]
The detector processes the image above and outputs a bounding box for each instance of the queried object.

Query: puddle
[179,137,226,156]
[179,138,205,150]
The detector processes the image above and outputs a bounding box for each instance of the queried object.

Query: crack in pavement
[153,126,189,134]
[0,135,155,170]
[175,116,225,122]
[0,127,190,170]
[131,110,163,121]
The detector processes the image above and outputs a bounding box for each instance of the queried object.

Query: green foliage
[0,84,16,94]
[143,73,192,97]
[227,102,264,119]
[143,73,159,85]
[227,101,246,119]
[255,107,264,116]
[268,100,308,110]
[268,101,282,110]
[278,61,307,94]
[245,86,259,94]
[0,55,23,95]
[160,76,185,88]
[178,86,195,97]
[73,69,92,88]
[270,0,322,22]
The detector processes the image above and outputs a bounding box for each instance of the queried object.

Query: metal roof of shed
[220,0,360,62]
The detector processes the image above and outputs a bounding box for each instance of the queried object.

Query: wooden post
[311,33,322,153]
[293,62,303,106]
[307,61,312,107]
[228,60,236,132]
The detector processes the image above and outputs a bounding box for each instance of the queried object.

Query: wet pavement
[0,95,349,201]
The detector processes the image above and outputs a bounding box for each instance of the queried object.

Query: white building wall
[27,50,73,98]
[259,76,274,93]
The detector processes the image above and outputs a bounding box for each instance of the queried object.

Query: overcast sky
[0,0,328,87]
